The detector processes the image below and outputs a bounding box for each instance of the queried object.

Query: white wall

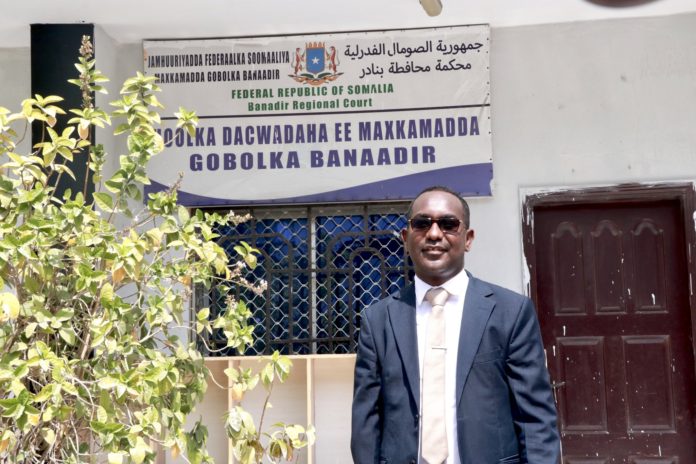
[0,47,31,157]
[467,12,696,292]
[95,26,123,183]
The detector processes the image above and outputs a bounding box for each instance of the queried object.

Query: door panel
[530,198,696,463]
[557,336,608,433]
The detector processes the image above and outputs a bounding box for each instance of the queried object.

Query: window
[197,203,414,356]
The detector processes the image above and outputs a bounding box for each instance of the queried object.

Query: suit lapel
[455,276,495,405]
[387,284,420,405]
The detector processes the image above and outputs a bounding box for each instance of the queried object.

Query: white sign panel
[144,25,491,206]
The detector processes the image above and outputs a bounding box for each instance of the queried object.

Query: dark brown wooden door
[529,197,696,464]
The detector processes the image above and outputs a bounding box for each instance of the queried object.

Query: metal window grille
[196,203,414,356]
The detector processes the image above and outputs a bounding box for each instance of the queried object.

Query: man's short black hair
[406,185,470,228]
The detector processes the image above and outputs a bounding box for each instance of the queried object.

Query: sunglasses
[408,216,463,233]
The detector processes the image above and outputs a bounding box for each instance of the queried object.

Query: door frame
[521,181,696,389]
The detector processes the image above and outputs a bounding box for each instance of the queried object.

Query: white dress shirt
[415,268,469,464]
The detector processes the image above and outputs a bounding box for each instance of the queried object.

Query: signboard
[143,25,491,206]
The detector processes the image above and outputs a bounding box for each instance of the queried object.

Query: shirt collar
[414,268,469,306]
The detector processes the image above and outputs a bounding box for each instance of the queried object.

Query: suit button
[410,460,416,464]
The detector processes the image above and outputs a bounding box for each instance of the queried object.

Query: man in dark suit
[351,186,560,464]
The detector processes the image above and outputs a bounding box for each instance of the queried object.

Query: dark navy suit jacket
[351,275,560,464]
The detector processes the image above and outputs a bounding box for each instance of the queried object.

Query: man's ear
[400,228,409,252]
[464,228,475,252]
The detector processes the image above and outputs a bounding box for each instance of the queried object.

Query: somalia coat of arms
[290,42,342,85]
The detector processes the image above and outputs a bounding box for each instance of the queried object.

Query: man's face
[401,190,475,286]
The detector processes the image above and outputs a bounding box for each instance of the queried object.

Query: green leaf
[93,192,114,212]
[196,307,210,321]
[32,384,54,403]
[98,377,118,390]
[41,428,56,446]
[61,382,78,396]
[0,292,20,320]
[90,420,124,434]
[97,405,108,423]
[13,364,29,380]
[58,328,77,346]
[100,282,114,306]
[177,205,190,223]
[261,362,274,388]
[39,95,64,105]
[130,437,149,464]
[104,178,124,193]
[145,227,163,247]
[7,152,26,165]
[275,356,293,379]
[244,253,258,269]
